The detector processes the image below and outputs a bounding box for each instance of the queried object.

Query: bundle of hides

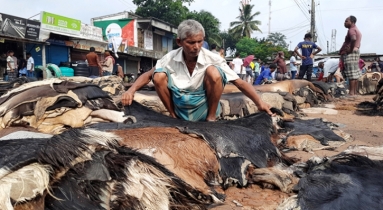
[312,81,348,99]
[358,72,382,95]
[0,102,295,209]
[0,129,216,210]
[0,79,131,134]
[60,75,125,96]
[0,77,33,96]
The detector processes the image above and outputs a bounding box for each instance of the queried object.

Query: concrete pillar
[42,44,47,79]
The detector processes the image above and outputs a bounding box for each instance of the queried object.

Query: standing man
[232,52,243,79]
[101,51,115,76]
[86,47,101,77]
[294,33,322,81]
[210,44,219,55]
[273,51,288,80]
[289,51,298,79]
[116,63,124,79]
[26,53,34,78]
[6,51,16,81]
[339,15,362,96]
[121,19,272,121]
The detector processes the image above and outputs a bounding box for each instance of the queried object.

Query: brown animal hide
[254,80,324,95]
[114,127,220,195]
[246,164,299,193]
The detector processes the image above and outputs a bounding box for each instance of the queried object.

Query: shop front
[70,23,107,63]
[0,12,42,72]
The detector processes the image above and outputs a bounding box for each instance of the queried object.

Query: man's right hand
[121,90,135,105]
[301,55,307,60]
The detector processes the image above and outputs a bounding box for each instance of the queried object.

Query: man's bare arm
[231,79,273,115]
[294,47,306,60]
[349,34,357,53]
[121,68,154,105]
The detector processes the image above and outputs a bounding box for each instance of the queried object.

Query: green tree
[235,37,289,62]
[219,31,239,51]
[267,32,288,49]
[133,0,194,26]
[186,10,221,47]
[229,4,262,38]
[235,37,257,57]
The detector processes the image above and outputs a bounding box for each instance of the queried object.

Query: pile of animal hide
[0,77,32,96]
[0,101,293,209]
[60,75,125,96]
[0,79,131,134]
[356,77,383,116]
[0,101,378,210]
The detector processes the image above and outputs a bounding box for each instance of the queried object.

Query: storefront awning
[0,35,46,44]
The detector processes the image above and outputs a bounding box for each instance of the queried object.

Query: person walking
[339,15,362,97]
[121,19,273,121]
[289,51,298,79]
[86,47,101,77]
[294,33,322,81]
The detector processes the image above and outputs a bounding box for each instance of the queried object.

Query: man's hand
[257,101,275,116]
[310,54,314,59]
[301,55,307,60]
[121,90,135,106]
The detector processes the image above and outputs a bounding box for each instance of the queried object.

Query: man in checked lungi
[339,15,362,97]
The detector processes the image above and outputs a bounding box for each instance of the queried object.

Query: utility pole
[268,0,271,34]
[310,0,316,42]
[331,29,337,53]
[327,41,329,54]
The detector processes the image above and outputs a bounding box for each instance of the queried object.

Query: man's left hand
[257,101,274,116]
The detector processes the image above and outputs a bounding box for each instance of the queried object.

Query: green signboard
[40,11,81,35]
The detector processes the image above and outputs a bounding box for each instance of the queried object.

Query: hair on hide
[114,127,221,197]
[0,163,51,210]
[297,154,383,210]
[106,147,212,210]
[0,138,48,180]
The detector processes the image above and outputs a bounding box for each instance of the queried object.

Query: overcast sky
[3,0,383,54]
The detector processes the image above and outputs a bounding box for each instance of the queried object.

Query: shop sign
[0,13,41,40]
[144,30,153,50]
[80,24,103,42]
[40,11,81,35]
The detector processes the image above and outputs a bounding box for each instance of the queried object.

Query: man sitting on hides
[121,19,273,121]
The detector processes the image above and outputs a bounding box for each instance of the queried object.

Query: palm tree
[229,4,262,38]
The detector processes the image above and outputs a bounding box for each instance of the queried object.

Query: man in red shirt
[86,47,101,77]
[339,15,362,96]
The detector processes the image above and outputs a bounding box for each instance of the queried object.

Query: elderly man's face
[177,32,204,59]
